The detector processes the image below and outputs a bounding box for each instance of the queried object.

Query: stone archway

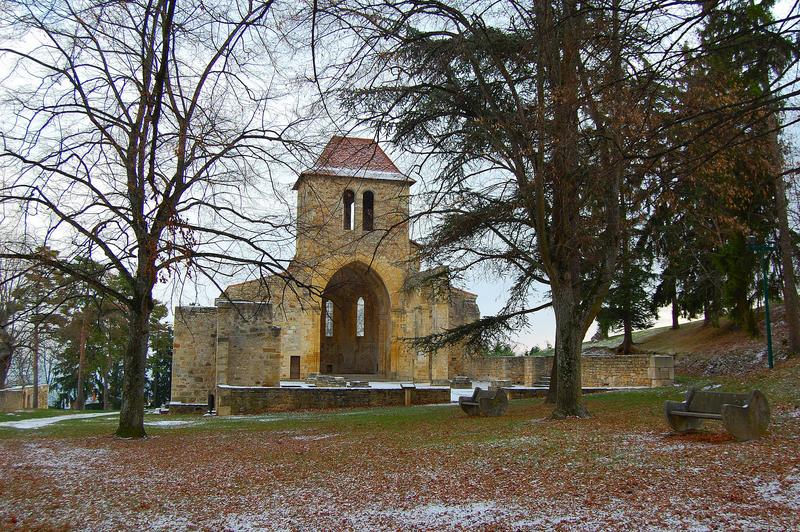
[319,262,391,376]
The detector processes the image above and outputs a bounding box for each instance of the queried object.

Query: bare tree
[0,256,26,389]
[0,0,305,437]
[314,0,800,417]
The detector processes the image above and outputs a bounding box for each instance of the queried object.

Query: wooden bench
[459,387,508,417]
[665,388,770,441]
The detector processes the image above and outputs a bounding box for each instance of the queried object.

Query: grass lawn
[1,366,799,530]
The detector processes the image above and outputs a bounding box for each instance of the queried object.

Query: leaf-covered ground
[1,367,799,530]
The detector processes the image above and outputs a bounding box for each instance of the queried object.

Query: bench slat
[672,411,723,420]
[688,391,749,414]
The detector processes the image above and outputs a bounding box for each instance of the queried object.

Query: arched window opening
[343,190,355,230]
[362,191,374,231]
[356,297,365,337]
[325,300,334,337]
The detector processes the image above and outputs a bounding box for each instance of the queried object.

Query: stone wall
[458,356,536,385]
[215,301,281,387]
[579,355,650,387]
[0,385,49,411]
[294,174,411,268]
[445,289,480,380]
[459,353,674,388]
[171,306,218,404]
[215,385,450,415]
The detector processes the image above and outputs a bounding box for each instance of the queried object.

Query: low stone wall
[460,353,674,388]
[0,385,49,412]
[460,356,536,385]
[168,403,209,415]
[580,355,651,387]
[215,385,450,415]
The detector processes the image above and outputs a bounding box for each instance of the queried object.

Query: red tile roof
[295,136,412,189]
[314,136,401,173]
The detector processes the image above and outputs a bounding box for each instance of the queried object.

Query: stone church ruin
[171,137,480,413]
[170,136,673,415]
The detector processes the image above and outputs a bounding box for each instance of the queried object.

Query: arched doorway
[320,262,391,376]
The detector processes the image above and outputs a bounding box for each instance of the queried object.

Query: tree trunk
[75,317,87,409]
[774,171,800,356]
[32,323,39,409]
[620,189,632,354]
[704,302,720,327]
[621,317,633,354]
[0,345,10,389]
[551,290,589,418]
[116,290,153,438]
[671,286,680,330]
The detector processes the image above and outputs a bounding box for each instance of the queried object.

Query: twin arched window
[323,298,365,337]
[342,190,375,231]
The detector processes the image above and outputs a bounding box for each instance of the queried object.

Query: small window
[325,300,334,337]
[343,190,355,230]
[356,297,365,337]
[362,191,374,231]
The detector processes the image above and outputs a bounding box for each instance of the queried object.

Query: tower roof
[294,136,413,189]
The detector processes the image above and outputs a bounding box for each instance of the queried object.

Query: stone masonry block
[650,379,674,387]
[650,355,674,368]
[647,367,675,380]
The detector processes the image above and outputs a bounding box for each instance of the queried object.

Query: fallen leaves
[0,398,798,530]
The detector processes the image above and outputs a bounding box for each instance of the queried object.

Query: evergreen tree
[147,320,173,408]
[486,342,516,358]
[12,248,68,406]
[648,0,795,335]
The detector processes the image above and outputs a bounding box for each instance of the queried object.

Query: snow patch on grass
[144,420,194,427]
[0,411,117,429]
[291,433,336,441]
[377,501,515,528]
[21,443,109,474]
[756,470,800,510]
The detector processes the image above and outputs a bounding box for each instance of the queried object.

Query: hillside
[585,304,796,377]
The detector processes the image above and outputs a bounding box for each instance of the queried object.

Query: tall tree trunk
[620,189,633,354]
[552,288,588,418]
[75,317,87,409]
[774,164,800,356]
[116,288,153,438]
[671,280,680,330]
[32,323,39,409]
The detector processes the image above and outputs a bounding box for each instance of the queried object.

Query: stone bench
[665,388,770,441]
[458,387,508,417]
